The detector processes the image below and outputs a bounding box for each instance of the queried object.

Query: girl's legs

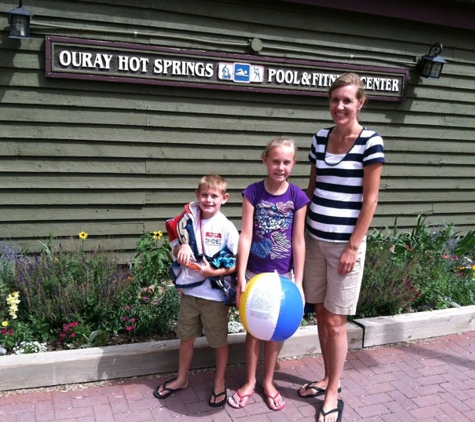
[228,333,259,407]
[262,340,285,409]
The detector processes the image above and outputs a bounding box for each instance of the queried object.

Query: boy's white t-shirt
[177,211,239,302]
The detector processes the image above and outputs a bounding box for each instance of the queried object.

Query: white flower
[228,320,245,334]
[13,341,48,355]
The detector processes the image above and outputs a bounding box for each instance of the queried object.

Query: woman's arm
[339,162,383,273]
[306,163,317,200]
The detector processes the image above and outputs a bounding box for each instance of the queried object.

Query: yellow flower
[1,321,8,327]
[152,231,163,240]
[78,231,88,240]
[7,292,20,305]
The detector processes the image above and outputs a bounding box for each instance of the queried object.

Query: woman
[299,73,385,422]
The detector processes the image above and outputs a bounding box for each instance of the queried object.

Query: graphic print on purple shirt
[252,199,294,261]
[243,180,310,275]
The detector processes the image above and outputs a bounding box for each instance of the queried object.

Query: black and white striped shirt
[306,127,385,242]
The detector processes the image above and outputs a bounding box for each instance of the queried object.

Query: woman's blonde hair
[328,72,366,102]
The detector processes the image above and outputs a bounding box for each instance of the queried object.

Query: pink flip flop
[227,389,255,408]
[266,391,286,411]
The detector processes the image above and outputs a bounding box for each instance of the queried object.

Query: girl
[227,138,309,411]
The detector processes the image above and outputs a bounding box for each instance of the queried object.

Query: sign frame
[45,36,409,102]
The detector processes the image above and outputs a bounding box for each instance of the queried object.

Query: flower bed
[1,216,475,358]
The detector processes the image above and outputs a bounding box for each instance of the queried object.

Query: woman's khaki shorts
[176,294,229,348]
[303,233,366,316]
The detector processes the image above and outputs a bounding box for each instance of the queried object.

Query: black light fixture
[418,42,447,79]
[8,1,33,40]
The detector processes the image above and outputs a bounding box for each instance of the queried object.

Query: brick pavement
[0,331,474,421]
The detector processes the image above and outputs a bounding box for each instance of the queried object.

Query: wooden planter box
[1,306,474,392]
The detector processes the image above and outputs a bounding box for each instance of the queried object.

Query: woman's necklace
[329,126,362,154]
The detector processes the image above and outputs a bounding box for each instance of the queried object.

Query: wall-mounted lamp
[8,1,33,39]
[418,42,447,79]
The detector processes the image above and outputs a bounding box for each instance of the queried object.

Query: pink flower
[70,333,76,338]
[130,318,136,323]
[126,326,133,331]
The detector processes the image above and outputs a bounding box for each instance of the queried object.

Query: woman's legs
[316,303,347,422]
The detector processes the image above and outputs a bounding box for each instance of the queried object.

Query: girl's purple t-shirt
[243,180,310,274]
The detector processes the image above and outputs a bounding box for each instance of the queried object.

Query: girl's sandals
[227,389,255,408]
[265,391,285,411]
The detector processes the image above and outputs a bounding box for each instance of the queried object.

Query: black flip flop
[320,399,344,422]
[209,386,227,407]
[153,378,179,399]
[298,381,341,398]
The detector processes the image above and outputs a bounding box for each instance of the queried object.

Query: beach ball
[239,272,303,341]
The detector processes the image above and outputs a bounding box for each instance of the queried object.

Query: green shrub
[120,285,180,337]
[0,320,35,351]
[13,239,133,333]
[356,239,421,317]
[133,231,172,288]
[356,216,475,318]
[0,231,180,354]
[0,243,20,323]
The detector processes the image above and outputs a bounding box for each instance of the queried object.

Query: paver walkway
[0,331,474,421]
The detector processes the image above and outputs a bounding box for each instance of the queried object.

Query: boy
[153,174,239,407]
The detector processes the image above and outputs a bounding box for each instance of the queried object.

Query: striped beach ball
[239,272,303,341]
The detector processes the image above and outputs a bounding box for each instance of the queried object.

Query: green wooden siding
[1,0,474,260]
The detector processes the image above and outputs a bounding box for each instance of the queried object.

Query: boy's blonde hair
[197,174,228,195]
[261,137,297,161]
